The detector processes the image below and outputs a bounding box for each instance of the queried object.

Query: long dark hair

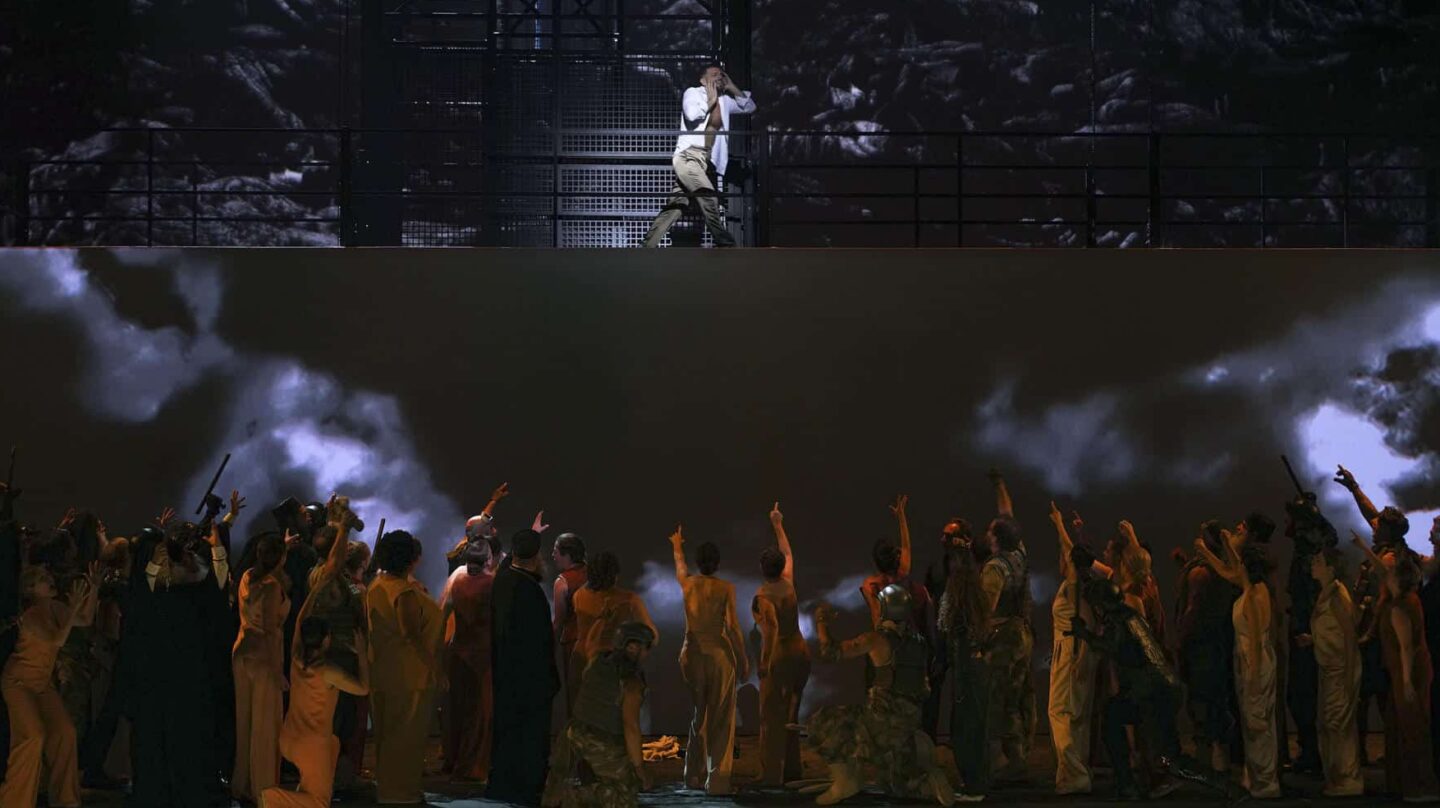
[587,551,619,591]
[251,531,287,580]
[942,544,988,641]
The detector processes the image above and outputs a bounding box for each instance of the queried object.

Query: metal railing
[5,126,1437,247]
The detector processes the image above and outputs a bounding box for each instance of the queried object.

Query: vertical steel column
[1341,135,1351,247]
[1147,132,1161,247]
[956,134,965,247]
[146,129,155,246]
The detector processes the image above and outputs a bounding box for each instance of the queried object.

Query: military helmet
[877,583,914,624]
[614,621,657,650]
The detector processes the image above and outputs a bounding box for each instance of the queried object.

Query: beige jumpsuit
[1048,578,1096,794]
[679,574,746,794]
[753,578,811,786]
[0,601,81,808]
[1311,579,1363,796]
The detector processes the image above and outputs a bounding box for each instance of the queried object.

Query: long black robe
[487,558,561,807]
[119,540,231,807]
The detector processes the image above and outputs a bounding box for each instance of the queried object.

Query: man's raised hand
[1048,501,1064,527]
[889,494,908,518]
[669,524,684,548]
[1334,465,1359,492]
[1118,520,1138,543]
[229,489,247,520]
[769,501,783,525]
[532,511,550,534]
[490,482,510,503]
[154,506,176,529]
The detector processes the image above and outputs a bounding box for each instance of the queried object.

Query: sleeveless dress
[1048,578,1096,794]
[233,569,290,801]
[443,566,495,781]
[1233,586,1281,798]
[571,587,656,694]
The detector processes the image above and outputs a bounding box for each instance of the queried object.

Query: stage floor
[80,733,1389,806]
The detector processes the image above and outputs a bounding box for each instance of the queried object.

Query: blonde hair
[1120,546,1152,589]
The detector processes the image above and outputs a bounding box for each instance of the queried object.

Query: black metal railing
[5,127,1437,247]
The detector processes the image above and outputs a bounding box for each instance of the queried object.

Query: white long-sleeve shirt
[674,85,756,178]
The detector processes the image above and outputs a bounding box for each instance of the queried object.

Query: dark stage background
[3,248,1440,730]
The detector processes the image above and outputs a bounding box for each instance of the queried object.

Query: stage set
[3,0,1440,805]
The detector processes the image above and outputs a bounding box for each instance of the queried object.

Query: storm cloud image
[2,247,1438,730]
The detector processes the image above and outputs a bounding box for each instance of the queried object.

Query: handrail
[7,126,1437,248]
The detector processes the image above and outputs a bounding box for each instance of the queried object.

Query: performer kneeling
[1066,564,1218,801]
[542,622,656,808]
[801,585,953,806]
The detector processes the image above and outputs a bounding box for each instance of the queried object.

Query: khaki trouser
[680,638,737,793]
[642,147,736,247]
[0,679,81,808]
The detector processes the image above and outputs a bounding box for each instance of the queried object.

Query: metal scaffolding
[352,0,754,246]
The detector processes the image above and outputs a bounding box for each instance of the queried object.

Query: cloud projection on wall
[973,272,1440,552]
[0,251,462,589]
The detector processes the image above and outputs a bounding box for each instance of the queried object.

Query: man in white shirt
[642,63,755,248]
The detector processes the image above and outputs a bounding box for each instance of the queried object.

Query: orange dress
[0,601,81,808]
[232,568,290,801]
[259,661,341,808]
[366,574,443,804]
[442,566,495,781]
[570,587,657,692]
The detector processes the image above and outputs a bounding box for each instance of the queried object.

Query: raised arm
[1193,538,1244,588]
[990,469,1014,519]
[669,524,689,581]
[769,502,794,583]
[1118,519,1143,559]
[719,72,755,113]
[1349,530,1385,574]
[1050,501,1075,580]
[1334,465,1381,526]
[318,495,353,582]
[890,495,912,578]
[482,482,510,519]
[53,576,95,647]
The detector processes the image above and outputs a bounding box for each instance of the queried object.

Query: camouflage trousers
[806,687,934,798]
[542,721,642,808]
[985,618,1035,773]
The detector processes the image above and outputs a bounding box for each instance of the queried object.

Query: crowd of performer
[2,462,1440,807]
